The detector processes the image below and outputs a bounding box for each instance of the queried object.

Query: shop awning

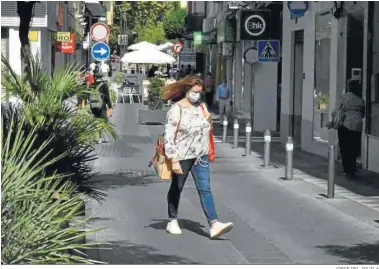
[85,1,105,17]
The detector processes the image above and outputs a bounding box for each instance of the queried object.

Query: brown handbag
[150,105,182,180]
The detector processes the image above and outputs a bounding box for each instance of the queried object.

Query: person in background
[100,61,110,82]
[332,79,365,178]
[89,67,113,143]
[87,67,95,86]
[204,72,215,108]
[161,75,234,239]
[186,64,193,75]
[216,78,231,123]
[77,67,87,109]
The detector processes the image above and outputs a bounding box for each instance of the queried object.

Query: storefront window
[313,12,332,143]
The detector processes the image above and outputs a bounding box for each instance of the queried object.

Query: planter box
[138,107,169,125]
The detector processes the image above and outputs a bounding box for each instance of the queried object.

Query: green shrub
[113,72,124,85]
[1,117,101,264]
[1,54,118,201]
[148,77,166,110]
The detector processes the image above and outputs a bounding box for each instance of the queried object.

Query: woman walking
[161,76,233,239]
[332,80,365,177]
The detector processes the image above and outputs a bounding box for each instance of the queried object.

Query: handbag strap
[173,104,182,144]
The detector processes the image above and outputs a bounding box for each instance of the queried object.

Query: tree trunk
[17,1,37,81]
[17,1,36,61]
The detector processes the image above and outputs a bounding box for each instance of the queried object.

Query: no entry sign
[90,22,110,42]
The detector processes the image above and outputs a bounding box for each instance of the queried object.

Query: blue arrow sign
[287,1,309,17]
[257,40,280,63]
[91,42,110,61]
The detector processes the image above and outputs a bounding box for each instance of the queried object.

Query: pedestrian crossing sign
[257,40,280,63]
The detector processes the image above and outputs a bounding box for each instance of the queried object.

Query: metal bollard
[233,118,239,148]
[263,129,271,167]
[327,145,335,198]
[222,115,228,143]
[245,121,252,156]
[285,137,294,180]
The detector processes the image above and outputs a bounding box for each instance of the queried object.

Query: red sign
[90,22,110,42]
[172,40,184,54]
[56,33,76,54]
[58,4,63,27]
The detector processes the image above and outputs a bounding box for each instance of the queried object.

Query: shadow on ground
[86,241,199,264]
[146,219,213,238]
[91,170,165,191]
[317,241,379,264]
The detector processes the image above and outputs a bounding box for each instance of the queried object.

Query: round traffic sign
[172,40,184,54]
[287,1,309,17]
[90,22,110,42]
[91,42,110,61]
[244,14,266,37]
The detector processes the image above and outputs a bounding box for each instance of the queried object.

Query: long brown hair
[161,75,204,101]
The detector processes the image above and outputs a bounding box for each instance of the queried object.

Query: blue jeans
[167,155,218,225]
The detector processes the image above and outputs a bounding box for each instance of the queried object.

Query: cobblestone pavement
[86,104,379,265]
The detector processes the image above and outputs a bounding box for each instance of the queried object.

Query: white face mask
[188,92,201,103]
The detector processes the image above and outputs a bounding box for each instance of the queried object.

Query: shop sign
[217,19,236,43]
[56,33,76,54]
[239,10,271,40]
[193,32,202,45]
[28,31,39,42]
[53,32,71,42]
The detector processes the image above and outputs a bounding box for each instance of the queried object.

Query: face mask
[188,92,201,103]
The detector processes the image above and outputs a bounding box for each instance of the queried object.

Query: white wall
[253,62,278,131]
[8,28,22,76]
[281,1,340,157]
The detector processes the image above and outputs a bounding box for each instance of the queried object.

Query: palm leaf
[1,117,103,264]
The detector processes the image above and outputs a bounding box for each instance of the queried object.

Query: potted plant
[138,76,170,125]
[316,92,329,110]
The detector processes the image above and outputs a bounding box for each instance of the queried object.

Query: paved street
[86,104,379,265]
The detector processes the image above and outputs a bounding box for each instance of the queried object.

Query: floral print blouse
[332,92,365,132]
[164,103,210,161]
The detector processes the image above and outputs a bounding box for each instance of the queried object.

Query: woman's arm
[164,104,181,161]
[331,97,342,118]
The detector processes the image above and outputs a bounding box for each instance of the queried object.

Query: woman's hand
[172,161,183,174]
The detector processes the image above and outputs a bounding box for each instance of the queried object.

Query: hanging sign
[240,10,271,40]
[56,33,76,54]
[287,1,309,17]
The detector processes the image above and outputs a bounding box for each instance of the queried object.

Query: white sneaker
[166,220,182,235]
[210,221,233,239]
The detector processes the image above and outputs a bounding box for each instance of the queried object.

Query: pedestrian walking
[216,78,231,123]
[89,67,113,143]
[100,61,110,82]
[161,75,234,239]
[331,79,365,178]
[204,72,215,108]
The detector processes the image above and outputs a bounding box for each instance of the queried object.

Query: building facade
[1,1,106,78]
[280,1,379,173]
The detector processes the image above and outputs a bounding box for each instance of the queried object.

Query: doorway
[292,30,304,145]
